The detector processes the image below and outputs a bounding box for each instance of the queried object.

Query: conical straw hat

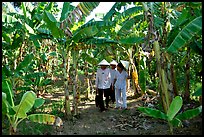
[98,59,110,66]
[110,60,117,65]
[120,60,129,70]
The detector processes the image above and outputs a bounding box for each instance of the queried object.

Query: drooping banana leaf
[15,53,34,73]
[167,96,183,121]
[33,98,45,109]
[166,16,202,54]
[12,91,36,119]
[117,14,143,36]
[60,2,100,31]
[71,26,99,43]
[103,2,125,21]
[81,37,118,45]
[175,106,202,121]
[116,6,143,23]
[137,107,168,120]
[43,11,65,38]
[27,114,63,127]
[76,20,115,33]
[119,35,144,45]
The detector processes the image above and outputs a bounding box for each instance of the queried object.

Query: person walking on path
[95,59,111,112]
[113,60,130,110]
[109,60,117,106]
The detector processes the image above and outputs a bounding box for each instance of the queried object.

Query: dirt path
[51,94,202,135]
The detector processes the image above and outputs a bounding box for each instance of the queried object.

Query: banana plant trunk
[84,61,90,99]
[170,58,178,96]
[153,41,170,113]
[130,58,141,96]
[128,47,141,96]
[62,49,71,118]
[72,50,80,116]
[184,46,190,103]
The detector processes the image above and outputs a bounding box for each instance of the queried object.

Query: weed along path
[49,91,202,135]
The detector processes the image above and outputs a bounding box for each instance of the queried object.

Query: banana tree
[141,2,202,113]
[42,2,101,117]
[2,79,63,135]
[138,96,202,134]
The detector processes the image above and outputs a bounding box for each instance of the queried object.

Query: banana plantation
[2,2,202,135]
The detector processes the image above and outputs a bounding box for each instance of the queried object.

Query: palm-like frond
[167,16,202,53]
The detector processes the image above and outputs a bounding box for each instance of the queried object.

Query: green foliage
[138,107,168,120]
[138,96,202,132]
[167,96,182,121]
[15,53,34,73]
[2,88,63,135]
[167,16,202,53]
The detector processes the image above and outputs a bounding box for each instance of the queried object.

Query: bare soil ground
[50,92,202,135]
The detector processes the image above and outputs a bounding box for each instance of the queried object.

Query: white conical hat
[98,59,110,66]
[110,60,117,65]
[120,60,129,70]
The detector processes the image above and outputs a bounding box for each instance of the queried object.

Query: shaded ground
[50,93,202,135]
[2,76,201,135]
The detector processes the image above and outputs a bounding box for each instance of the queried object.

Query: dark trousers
[98,88,110,111]
[110,85,115,103]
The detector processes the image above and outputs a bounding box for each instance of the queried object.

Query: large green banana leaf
[76,20,115,32]
[12,91,36,119]
[119,35,144,45]
[137,107,168,120]
[27,114,63,127]
[167,96,183,121]
[170,105,202,127]
[71,26,99,43]
[167,16,202,53]
[81,37,118,45]
[117,14,143,36]
[43,11,65,38]
[60,2,73,22]
[116,6,143,23]
[103,2,126,21]
[15,53,34,73]
[2,92,9,115]
[60,2,100,31]
[2,79,14,107]
[175,106,202,121]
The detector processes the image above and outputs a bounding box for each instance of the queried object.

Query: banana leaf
[60,2,72,22]
[167,96,183,121]
[116,6,143,22]
[119,36,144,45]
[43,11,64,38]
[2,79,14,107]
[175,106,202,121]
[170,117,183,127]
[33,98,45,109]
[117,14,143,36]
[72,26,99,43]
[27,114,63,127]
[12,91,36,119]
[2,92,9,115]
[15,53,34,73]
[138,107,168,120]
[192,83,202,96]
[167,16,202,53]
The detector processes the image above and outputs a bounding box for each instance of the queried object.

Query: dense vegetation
[2,2,202,135]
